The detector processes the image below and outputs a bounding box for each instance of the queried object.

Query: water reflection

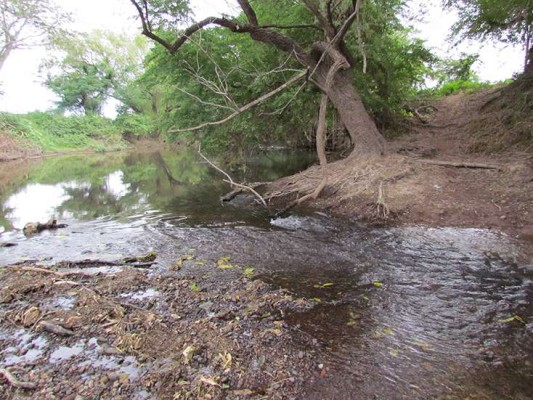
[0,148,315,262]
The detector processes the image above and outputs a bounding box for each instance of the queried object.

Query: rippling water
[0,150,531,399]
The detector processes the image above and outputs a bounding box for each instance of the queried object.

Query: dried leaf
[499,315,526,324]
[313,282,334,289]
[200,376,220,387]
[182,345,197,364]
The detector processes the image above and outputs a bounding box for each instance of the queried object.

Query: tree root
[418,159,502,170]
[0,367,37,390]
[375,181,390,218]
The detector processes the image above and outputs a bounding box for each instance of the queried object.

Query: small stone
[500,215,507,220]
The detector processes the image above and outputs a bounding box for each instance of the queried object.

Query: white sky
[0,0,524,115]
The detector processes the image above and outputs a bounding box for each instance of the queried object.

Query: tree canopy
[0,0,68,72]
[445,0,533,70]
[43,30,148,115]
[129,0,438,157]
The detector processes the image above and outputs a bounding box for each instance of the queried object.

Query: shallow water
[0,149,531,399]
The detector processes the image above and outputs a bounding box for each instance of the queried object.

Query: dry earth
[267,90,533,242]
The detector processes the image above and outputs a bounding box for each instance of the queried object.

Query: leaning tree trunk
[321,68,386,157]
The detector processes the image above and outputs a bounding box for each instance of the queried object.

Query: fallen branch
[39,320,74,336]
[198,147,269,209]
[221,182,269,202]
[0,367,37,390]
[418,159,502,170]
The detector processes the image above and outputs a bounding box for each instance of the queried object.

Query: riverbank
[0,111,163,161]
[266,89,532,242]
[0,257,317,399]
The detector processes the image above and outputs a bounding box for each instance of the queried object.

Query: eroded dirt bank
[266,89,532,241]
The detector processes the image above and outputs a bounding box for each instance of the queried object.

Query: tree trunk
[322,68,386,157]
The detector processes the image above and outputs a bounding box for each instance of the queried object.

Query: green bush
[0,112,127,152]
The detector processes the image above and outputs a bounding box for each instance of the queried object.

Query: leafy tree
[42,30,148,115]
[0,0,68,72]
[445,0,533,71]
[130,0,434,158]
[131,0,390,158]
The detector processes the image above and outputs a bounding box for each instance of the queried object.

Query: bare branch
[0,368,37,390]
[198,147,268,208]
[258,23,321,31]
[169,70,306,133]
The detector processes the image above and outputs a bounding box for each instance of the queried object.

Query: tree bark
[314,66,386,157]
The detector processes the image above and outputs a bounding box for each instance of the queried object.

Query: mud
[0,258,317,399]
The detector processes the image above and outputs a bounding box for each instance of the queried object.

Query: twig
[0,368,37,390]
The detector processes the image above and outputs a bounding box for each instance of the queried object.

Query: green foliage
[432,79,493,96]
[43,30,149,115]
[445,0,532,44]
[135,0,434,151]
[445,0,532,69]
[0,112,126,152]
[0,0,69,71]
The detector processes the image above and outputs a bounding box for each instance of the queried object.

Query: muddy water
[1,150,532,399]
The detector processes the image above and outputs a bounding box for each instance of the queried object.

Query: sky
[0,0,524,115]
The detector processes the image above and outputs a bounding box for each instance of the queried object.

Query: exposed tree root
[0,367,37,390]
[418,159,502,170]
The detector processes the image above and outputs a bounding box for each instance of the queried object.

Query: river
[0,149,531,399]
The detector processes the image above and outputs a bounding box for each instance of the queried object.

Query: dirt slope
[267,89,533,241]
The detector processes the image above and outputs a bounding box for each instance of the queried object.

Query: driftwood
[39,320,74,336]
[23,218,67,237]
[198,147,269,209]
[418,159,502,170]
[0,367,37,390]
[221,182,269,202]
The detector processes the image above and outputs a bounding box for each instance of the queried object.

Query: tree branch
[169,70,306,133]
[302,0,336,39]
[237,0,258,25]
[332,3,360,46]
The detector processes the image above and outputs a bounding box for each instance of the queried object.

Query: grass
[0,111,155,153]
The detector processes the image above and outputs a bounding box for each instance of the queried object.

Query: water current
[0,149,531,399]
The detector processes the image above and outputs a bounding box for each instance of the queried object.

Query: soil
[0,133,41,161]
[266,89,533,242]
[0,257,319,399]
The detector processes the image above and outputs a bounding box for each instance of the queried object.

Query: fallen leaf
[182,345,197,364]
[200,376,220,387]
[499,315,526,324]
[189,283,201,292]
[243,267,255,277]
[389,349,399,357]
[373,281,383,287]
[313,282,334,289]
